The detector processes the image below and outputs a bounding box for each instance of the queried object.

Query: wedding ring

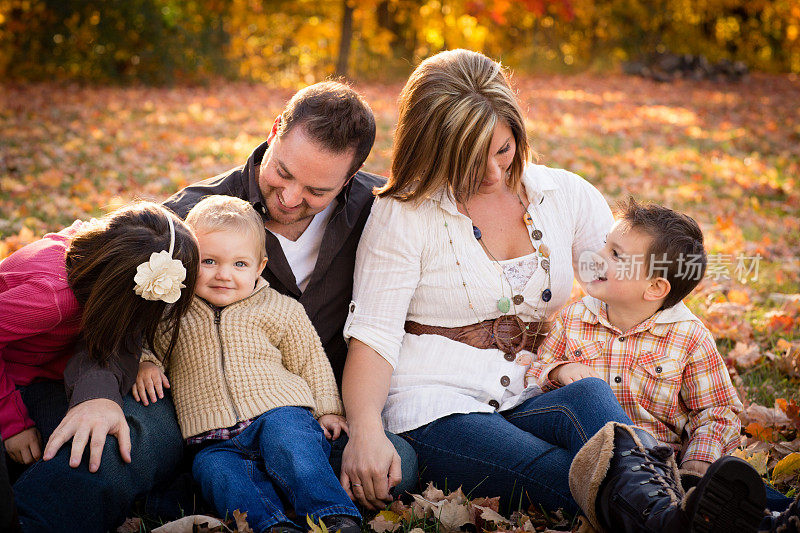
[352,483,362,487]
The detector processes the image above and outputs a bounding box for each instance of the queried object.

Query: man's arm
[43,338,139,472]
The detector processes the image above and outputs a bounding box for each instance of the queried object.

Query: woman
[0,202,198,532]
[339,49,766,532]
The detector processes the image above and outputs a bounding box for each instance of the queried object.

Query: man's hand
[42,398,131,472]
[5,427,42,465]
[681,459,711,475]
[550,362,600,385]
[318,414,348,440]
[340,428,401,510]
[132,361,170,406]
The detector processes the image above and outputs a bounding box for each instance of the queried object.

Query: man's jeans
[12,381,183,533]
[192,407,360,532]
[402,377,633,514]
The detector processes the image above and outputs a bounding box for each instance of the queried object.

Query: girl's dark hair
[65,202,198,365]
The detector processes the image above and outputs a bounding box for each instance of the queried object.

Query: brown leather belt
[404,316,552,355]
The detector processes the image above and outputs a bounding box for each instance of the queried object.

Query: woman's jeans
[192,406,361,532]
[12,381,183,533]
[402,378,633,514]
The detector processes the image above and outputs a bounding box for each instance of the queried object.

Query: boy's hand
[5,426,42,464]
[550,362,600,385]
[132,361,170,406]
[319,414,348,440]
[681,459,711,475]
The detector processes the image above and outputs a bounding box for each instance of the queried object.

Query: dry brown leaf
[474,504,511,526]
[116,517,142,533]
[233,510,253,533]
[151,515,224,533]
[727,342,762,369]
[410,493,438,517]
[367,511,401,533]
[471,495,501,512]
[444,486,466,504]
[422,481,446,502]
[436,500,472,531]
[740,404,791,428]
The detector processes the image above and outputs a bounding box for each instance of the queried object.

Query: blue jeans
[13,381,183,533]
[402,377,633,514]
[192,406,361,532]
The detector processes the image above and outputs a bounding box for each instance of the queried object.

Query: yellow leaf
[744,450,770,476]
[307,515,329,533]
[376,511,400,523]
[772,453,800,484]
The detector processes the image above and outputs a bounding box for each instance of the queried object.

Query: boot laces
[622,447,682,516]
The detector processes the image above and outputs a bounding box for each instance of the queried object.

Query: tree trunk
[336,0,354,78]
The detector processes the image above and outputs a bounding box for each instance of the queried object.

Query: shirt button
[614,376,622,383]
[504,352,515,362]
[618,336,625,342]
[573,349,582,357]
[500,376,510,387]
[488,399,500,409]
[656,366,662,373]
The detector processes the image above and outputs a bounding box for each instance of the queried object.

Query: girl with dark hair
[0,202,198,467]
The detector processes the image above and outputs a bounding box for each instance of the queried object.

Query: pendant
[512,294,524,305]
[541,289,552,302]
[473,226,482,240]
[523,212,534,226]
[541,258,550,272]
[497,297,511,313]
[538,243,550,258]
[531,229,543,240]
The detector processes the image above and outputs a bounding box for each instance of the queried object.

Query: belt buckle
[492,315,528,354]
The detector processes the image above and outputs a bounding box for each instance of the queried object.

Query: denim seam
[505,406,590,444]
[401,433,573,505]
[313,504,362,520]
[244,457,291,529]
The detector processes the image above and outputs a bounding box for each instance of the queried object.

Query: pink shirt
[0,221,85,440]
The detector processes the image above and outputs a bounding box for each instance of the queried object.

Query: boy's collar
[581,295,700,336]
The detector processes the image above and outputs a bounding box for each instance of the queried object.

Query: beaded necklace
[443,190,552,345]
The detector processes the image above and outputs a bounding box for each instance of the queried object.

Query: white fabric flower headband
[133,210,187,304]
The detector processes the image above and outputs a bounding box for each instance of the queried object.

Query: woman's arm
[340,338,399,510]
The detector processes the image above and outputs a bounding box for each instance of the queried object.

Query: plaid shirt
[186,417,256,445]
[527,296,742,464]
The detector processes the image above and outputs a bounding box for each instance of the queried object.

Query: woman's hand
[132,361,169,406]
[318,414,348,440]
[340,426,401,510]
[5,426,42,464]
[550,362,600,385]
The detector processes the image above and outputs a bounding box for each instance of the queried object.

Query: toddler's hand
[5,426,42,465]
[681,459,711,475]
[550,362,600,385]
[133,361,170,406]
[318,414,348,440]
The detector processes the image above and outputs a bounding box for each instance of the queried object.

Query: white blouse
[343,163,614,433]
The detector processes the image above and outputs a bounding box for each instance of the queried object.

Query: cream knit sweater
[142,278,343,439]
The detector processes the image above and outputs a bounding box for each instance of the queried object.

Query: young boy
[527,198,742,475]
[133,195,361,533]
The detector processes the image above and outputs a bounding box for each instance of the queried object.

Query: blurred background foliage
[1,0,799,84]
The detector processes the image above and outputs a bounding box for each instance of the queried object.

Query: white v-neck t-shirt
[267,201,336,292]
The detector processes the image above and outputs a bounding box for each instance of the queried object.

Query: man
[12,81,415,532]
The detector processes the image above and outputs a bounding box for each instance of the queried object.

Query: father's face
[258,123,356,228]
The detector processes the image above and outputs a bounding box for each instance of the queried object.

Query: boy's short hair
[618,197,707,309]
[186,196,266,259]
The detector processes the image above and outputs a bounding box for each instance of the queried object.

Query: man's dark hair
[277,80,376,180]
[618,197,707,310]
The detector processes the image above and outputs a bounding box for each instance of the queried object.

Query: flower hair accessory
[133,210,187,304]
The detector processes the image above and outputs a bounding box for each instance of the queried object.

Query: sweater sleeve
[279,303,343,418]
[0,280,62,439]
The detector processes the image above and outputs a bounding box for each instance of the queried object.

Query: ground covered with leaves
[2,74,800,531]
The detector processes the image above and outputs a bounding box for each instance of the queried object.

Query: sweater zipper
[213,307,241,422]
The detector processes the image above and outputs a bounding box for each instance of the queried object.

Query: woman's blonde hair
[186,195,266,259]
[377,49,530,203]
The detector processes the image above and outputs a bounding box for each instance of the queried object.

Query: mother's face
[475,120,516,195]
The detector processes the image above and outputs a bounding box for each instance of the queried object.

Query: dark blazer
[66,141,384,406]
